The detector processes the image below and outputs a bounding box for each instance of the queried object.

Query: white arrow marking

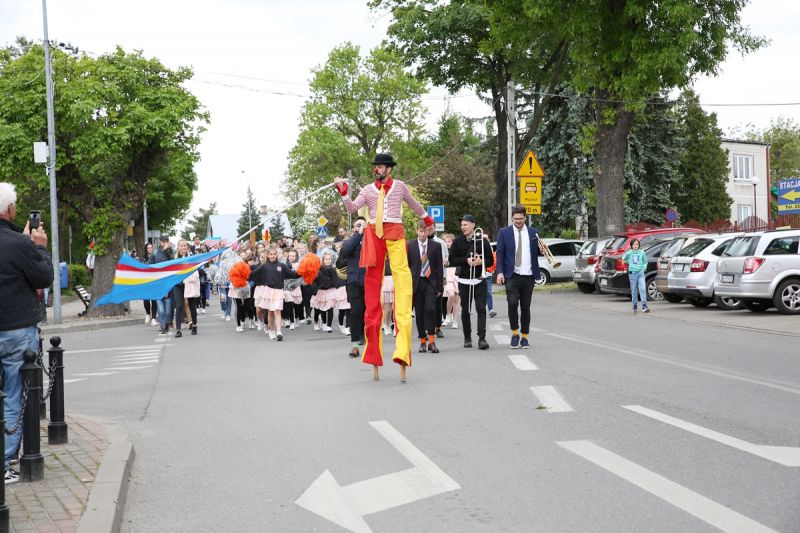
[508,354,538,371]
[624,405,800,467]
[530,386,573,412]
[558,440,777,533]
[295,421,460,533]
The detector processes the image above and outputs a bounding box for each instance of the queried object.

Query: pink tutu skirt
[314,288,337,311]
[254,285,284,311]
[284,286,302,305]
[335,286,350,310]
[382,275,394,304]
[443,268,458,298]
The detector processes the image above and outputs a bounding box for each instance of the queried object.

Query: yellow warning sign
[520,177,542,206]
[525,205,541,215]
[516,150,545,178]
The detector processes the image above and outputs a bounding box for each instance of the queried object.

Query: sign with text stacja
[777,178,800,215]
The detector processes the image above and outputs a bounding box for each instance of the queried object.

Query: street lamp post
[750,176,760,224]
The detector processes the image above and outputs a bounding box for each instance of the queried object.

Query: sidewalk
[40,299,145,336]
[6,416,134,533]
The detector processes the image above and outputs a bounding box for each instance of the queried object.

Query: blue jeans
[156,296,174,330]
[485,277,494,311]
[219,287,231,317]
[629,271,648,307]
[0,326,38,468]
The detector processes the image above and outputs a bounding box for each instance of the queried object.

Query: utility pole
[143,198,149,248]
[506,80,516,227]
[42,0,62,325]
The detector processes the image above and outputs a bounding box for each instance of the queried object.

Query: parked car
[597,240,670,300]
[716,229,800,314]
[572,236,613,293]
[602,227,702,258]
[536,239,584,286]
[666,233,745,310]
[654,232,706,302]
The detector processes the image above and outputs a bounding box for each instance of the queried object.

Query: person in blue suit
[495,205,541,349]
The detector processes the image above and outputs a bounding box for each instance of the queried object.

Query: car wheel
[535,270,550,286]
[773,278,800,315]
[663,293,683,304]
[686,297,712,308]
[577,282,595,294]
[742,299,771,312]
[647,277,663,301]
[713,294,743,311]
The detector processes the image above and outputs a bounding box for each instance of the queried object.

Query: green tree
[673,90,731,223]
[0,42,207,316]
[524,0,764,235]
[181,202,217,240]
[237,187,258,238]
[267,214,287,242]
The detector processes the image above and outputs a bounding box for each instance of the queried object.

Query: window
[763,236,799,255]
[724,236,758,257]
[577,241,596,256]
[676,239,714,257]
[662,238,688,258]
[737,204,752,223]
[733,154,753,181]
[711,239,735,257]
[549,242,576,256]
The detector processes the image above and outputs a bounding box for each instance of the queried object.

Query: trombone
[468,228,490,313]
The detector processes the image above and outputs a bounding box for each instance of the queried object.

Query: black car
[597,240,669,301]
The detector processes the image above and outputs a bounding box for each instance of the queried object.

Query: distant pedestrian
[623,238,650,314]
[154,236,174,335]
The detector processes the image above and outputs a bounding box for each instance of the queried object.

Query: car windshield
[607,236,627,250]
[644,241,666,256]
[661,238,687,258]
[676,239,713,257]
[577,240,595,256]
[723,236,757,257]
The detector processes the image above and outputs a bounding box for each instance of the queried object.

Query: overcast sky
[3,0,798,221]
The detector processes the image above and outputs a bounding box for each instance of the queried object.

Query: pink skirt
[382,275,394,304]
[335,286,350,310]
[314,288,337,311]
[254,286,284,311]
[284,286,302,305]
[443,268,458,298]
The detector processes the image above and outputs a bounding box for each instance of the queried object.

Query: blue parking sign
[427,205,445,223]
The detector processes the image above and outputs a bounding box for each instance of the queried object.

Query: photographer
[0,183,53,484]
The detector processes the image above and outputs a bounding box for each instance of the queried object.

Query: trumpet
[536,236,561,268]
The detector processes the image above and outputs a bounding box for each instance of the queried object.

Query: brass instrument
[536,236,561,268]
[468,228,490,314]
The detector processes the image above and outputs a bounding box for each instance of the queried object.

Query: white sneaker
[289,323,297,330]
[382,324,391,335]
[257,322,262,331]
[451,321,458,329]
[338,324,346,334]
[145,314,151,324]
[248,320,256,330]
[200,308,206,314]
[314,323,320,331]
[151,318,158,327]
[283,320,290,328]
[305,317,312,324]
[443,315,451,326]
[236,326,244,333]
[276,331,283,341]
[225,316,231,322]
[264,326,270,336]
[268,331,276,340]
[344,327,351,335]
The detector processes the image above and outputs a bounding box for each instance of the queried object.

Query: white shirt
[513,226,533,276]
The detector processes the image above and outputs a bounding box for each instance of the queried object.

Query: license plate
[600,278,608,286]
[720,274,734,283]
[673,264,685,272]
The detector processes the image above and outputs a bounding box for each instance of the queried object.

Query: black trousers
[186,297,199,326]
[506,275,535,334]
[171,285,186,331]
[435,295,443,329]
[346,284,365,343]
[458,281,487,341]
[301,285,313,319]
[414,277,437,339]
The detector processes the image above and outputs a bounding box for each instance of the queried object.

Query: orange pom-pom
[296,253,321,285]
[229,261,251,289]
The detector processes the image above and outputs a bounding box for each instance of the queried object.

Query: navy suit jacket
[496,225,541,280]
[407,239,443,295]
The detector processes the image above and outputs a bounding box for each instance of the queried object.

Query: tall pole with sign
[506,81,516,227]
[516,150,545,217]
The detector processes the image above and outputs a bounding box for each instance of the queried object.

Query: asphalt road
[55,290,799,532]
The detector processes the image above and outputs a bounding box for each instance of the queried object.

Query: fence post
[0,389,9,532]
[37,333,46,421]
[20,349,43,482]
[47,337,68,445]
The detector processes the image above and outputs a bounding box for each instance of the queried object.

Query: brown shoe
[418,342,427,353]
[428,342,439,353]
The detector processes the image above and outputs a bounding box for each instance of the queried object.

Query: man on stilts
[334,153,433,382]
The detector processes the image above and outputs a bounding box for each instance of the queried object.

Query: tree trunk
[593,103,635,236]
[133,218,145,257]
[88,229,127,317]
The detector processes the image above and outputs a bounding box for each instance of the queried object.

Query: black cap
[372,153,397,167]
[159,235,170,242]
[459,214,476,224]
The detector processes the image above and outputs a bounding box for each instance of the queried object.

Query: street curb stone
[75,419,135,533]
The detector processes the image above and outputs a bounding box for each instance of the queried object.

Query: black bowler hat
[372,153,397,167]
[459,214,476,224]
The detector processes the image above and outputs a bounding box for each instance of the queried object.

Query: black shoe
[349,347,360,358]
[191,325,197,335]
[175,330,182,338]
[489,310,497,318]
[358,338,365,346]
[428,342,439,353]
[419,343,427,353]
[435,329,444,339]
[464,339,473,348]
[478,338,490,350]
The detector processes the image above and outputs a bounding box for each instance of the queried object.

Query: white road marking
[63,378,86,384]
[558,440,778,533]
[532,327,546,333]
[623,405,800,467]
[72,372,117,377]
[296,420,460,533]
[110,359,159,365]
[490,323,504,331]
[114,351,160,356]
[508,354,538,371]
[545,331,800,396]
[104,366,153,371]
[530,386,573,413]
[69,345,170,354]
[494,334,511,345]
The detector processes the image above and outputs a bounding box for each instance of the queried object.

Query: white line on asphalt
[104,366,153,371]
[530,386,573,412]
[110,359,159,365]
[63,378,86,384]
[494,334,511,346]
[623,405,800,467]
[490,323,504,331]
[69,345,170,354]
[72,372,118,377]
[113,352,160,358]
[508,354,538,371]
[557,440,778,533]
[545,331,800,397]
[532,327,546,333]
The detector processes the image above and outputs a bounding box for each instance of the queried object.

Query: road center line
[545,331,800,396]
[530,386,573,412]
[508,354,538,371]
[557,440,777,533]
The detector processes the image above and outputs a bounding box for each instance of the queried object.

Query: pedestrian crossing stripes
[508,354,538,371]
[489,323,504,331]
[494,334,511,345]
[530,386,573,413]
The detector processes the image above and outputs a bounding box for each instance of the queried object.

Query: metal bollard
[20,349,43,482]
[47,337,68,445]
[0,389,9,532]
[37,333,46,421]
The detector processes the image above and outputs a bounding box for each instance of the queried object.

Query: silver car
[716,229,800,314]
[667,234,744,310]
[536,239,584,286]
[572,237,613,293]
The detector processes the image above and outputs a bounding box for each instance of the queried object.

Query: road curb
[40,317,144,335]
[76,418,135,533]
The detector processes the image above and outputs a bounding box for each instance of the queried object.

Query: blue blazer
[496,225,541,280]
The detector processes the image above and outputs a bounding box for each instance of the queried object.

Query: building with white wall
[721,139,770,224]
